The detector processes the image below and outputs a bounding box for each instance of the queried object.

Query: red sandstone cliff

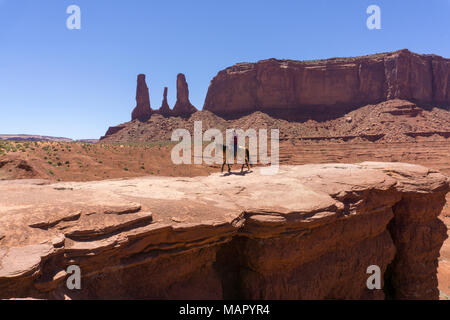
[203,49,450,119]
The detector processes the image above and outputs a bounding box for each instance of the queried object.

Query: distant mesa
[0,135,98,143]
[131,73,197,122]
[203,49,450,120]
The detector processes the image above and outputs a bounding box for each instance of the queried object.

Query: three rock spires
[131,73,197,121]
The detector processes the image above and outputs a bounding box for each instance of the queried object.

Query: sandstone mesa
[203,49,449,119]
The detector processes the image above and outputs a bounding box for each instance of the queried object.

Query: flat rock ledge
[0,162,448,300]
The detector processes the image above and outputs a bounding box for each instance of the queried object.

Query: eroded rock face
[131,74,152,121]
[203,50,450,119]
[158,87,172,117]
[100,125,126,140]
[172,73,197,117]
[0,163,448,300]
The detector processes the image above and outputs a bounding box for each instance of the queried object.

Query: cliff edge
[0,163,448,299]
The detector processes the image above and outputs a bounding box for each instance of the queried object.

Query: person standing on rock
[232,130,238,160]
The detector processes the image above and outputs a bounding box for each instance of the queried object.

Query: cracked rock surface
[0,163,448,300]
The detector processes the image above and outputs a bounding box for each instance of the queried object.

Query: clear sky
[0,0,449,139]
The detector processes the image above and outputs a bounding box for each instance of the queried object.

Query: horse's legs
[241,163,244,173]
[221,163,224,173]
[228,164,231,173]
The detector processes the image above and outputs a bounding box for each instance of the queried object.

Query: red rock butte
[203,49,449,119]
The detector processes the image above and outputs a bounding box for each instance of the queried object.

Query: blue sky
[0,0,449,139]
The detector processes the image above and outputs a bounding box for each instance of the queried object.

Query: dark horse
[220,144,251,173]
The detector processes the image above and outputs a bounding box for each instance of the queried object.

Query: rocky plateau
[0,163,448,300]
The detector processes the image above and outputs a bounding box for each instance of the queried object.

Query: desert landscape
[1,49,449,300]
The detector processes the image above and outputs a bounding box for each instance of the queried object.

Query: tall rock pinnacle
[131,74,152,121]
[158,87,172,117]
[172,73,197,117]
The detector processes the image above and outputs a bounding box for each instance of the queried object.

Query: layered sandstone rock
[0,163,448,300]
[203,49,450,119]
[131,74,152,121]
[172,73,197,117]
